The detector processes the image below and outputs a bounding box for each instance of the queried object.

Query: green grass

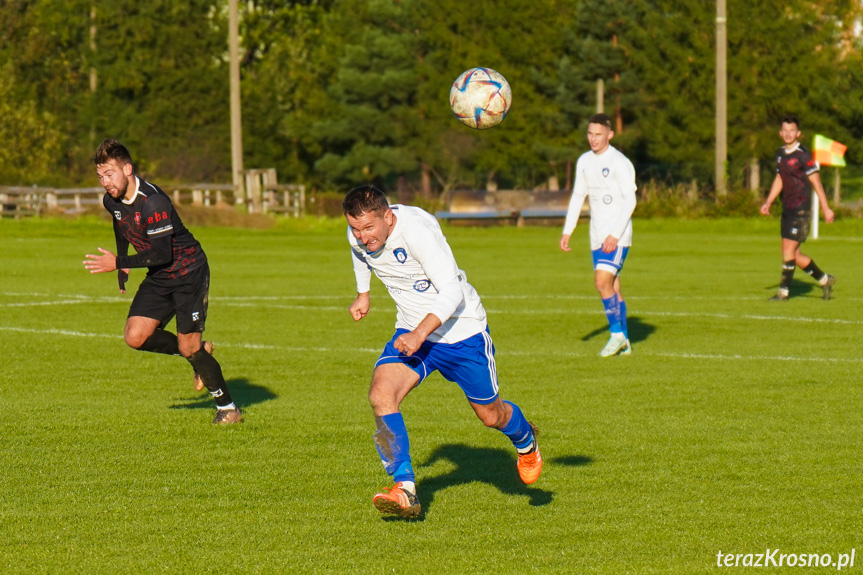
[1,216,861,574]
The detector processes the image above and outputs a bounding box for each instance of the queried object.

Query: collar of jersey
[122,176,143,205]
[783,142,801,154]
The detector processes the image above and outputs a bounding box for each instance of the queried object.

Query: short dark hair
[343,184,389,217]
[780,115,800,129]
[94,138,133,167]
[588,113,613,129]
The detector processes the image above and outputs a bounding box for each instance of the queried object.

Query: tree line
[2,0,862,197]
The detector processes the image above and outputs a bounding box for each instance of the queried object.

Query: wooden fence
[0,169,305,219]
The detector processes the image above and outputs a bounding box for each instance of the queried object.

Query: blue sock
[602,294,623,334]
[620,299,629,340]
[374,413,414,483]
[500,401,534,450]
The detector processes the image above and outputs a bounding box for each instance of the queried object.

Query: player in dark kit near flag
[760,115,836,301]
[83,138,241,424]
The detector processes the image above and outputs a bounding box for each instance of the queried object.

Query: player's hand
[118,269,129,294]
[759,203,771,216]
[601,235,619,253]
[83,247,118,274]
[349,292,370,322]
[824,208,835,223]
[394,331,424,357]
[559,234,572,252]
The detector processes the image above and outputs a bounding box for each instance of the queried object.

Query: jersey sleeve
[801,148,819,176]
[142,193,175,239]
[563,156,588,236]
[347,227,372,293]
[407,226,463,324]
[612,155,638,240]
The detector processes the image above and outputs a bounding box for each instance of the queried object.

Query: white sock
[398,480,416,494]
[217,403,237,411]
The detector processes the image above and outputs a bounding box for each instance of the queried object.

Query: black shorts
[128,263,210,334]
[780,210,810,243]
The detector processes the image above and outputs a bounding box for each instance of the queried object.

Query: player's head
[779,115,801,146]
[586,113,614,154]
[343,185,395,254]
[94,138,135,200]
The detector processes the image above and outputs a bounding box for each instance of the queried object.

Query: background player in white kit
[343,185,542,518]
[560,113,638,357]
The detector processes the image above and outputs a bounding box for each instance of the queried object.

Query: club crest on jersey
[603,195,613,204]
[113,210,122,220]
[393,248,408,264]
[413,280,430,292]
[602,168,610,177]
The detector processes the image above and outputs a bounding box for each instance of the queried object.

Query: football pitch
[1,216,861,574]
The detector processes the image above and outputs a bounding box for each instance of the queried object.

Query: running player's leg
[613,275,632,355]
[125,278,179,353]
[369,360,422,517]
[435,329,542,484]
[593,248,628,356]
[470,398,542,484]
[794,245,834,298]
[176,264,240,423]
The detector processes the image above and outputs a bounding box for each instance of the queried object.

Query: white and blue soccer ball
[449,67,512,130]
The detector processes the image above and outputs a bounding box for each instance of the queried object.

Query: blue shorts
[592,246,629,274]
[375,328,499,404]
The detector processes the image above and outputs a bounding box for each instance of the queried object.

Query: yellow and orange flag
[813,134,847,167]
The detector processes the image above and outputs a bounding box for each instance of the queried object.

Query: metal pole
[715,0,727,196]
[596,78,604,114]
[229,0,245,205]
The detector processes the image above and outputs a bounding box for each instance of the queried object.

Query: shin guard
[186,348,233,407]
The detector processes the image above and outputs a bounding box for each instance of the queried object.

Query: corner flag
[813,134,847,167]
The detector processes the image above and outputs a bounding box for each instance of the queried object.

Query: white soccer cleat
[619,339,632,356]
[599,333,629,357]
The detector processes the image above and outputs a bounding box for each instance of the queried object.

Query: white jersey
[563,145,637,250]
[348,204,487,344]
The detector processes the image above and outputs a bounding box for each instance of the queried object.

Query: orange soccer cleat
[517,423,543,484]
[373,482,421,518]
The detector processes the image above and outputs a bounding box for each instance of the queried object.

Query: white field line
[6,292,860,303]
[2,293,859,325]
[1,325,860,363]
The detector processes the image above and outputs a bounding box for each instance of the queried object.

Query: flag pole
[833,168,840,205]
[812,190,819,240]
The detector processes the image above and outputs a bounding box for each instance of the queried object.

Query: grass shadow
[550,454,593,467]
[764,279,816,299]
[385,443,555,521]
[581,315,655,345]
[169,377,278,410]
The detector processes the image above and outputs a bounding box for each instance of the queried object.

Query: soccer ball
[449,67,512,129]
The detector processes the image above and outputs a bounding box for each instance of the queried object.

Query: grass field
[1,215,861,574]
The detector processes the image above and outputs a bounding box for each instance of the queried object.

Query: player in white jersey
[560,113,637,357]
[343,185,542,518]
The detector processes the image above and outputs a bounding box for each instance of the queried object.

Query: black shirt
[103,178,207,280]
[775,144,819,212]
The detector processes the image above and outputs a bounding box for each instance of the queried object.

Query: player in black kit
[760,116,836,301]
[83,138,242,424]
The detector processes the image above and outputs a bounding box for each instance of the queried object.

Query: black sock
[187,348,234,408]
[802,260,826,282]
[138,329,180,355]
[780,260,795,291]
